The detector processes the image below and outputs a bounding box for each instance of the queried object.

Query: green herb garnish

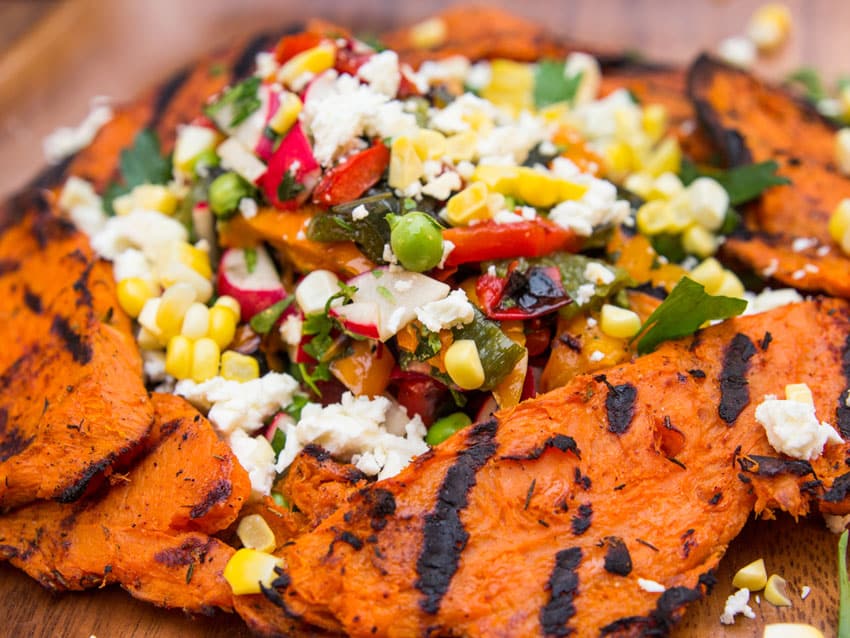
[839,529,850,636]
[534,60,583,108]
[244,247,258,274]
[296,361,331,395]
[634,277,747,355]
[679,159,790,206]
[270,428,287,455]
[205,76,262,128]
[786,67,827,103]
[249,297,295,335]
[102,129,173,214]
[277,169,305,202]
[284,395,310,421]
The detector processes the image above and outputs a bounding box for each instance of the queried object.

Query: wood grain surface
[0,1,846,636]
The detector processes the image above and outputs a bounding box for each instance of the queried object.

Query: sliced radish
[257,123,320,209]
[254,88,282,162]
[295,270,341,315]
[217,246,287,321]
[330,301,381,340]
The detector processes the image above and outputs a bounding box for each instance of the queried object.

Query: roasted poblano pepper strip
[306,191,398,263]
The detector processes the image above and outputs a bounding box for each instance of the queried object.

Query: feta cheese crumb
[415,289,475,332]
[584,262,615,285]
[422,171,462,200]
[755,395,843,460]
[351,204,370,220]
[43,97,113,164]
[238,197,258,219]
[743,288,802,315]
[792,237,818,252]
[357,50,402,97]
[438,240,454,269]
[762,258,779,277]
[58,176,108,237]
[92,210,188,261]
[383,243,399,264]
[586,316,598,328]
[279,314,304,346]
[717,36,757,69]
[800,585,811,600]
[589,350,605,362]
[229,429,276,495]
[637,578,666,593]
[575,283,596,306]
[719,588,756,625]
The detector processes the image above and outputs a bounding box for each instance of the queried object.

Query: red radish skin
[258,124,320,209]
[217,246,287,321]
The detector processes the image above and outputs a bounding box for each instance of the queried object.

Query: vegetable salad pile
[58,30,796,498]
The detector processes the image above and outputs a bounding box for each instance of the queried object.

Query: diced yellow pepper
[641,104,669,143]
[277,42,336,87]
[444,339,485,390]
[481,59,534,113]
[237,514,277,553]
[268,92,303,135]
[388,136,424,190]
[471,165,519,193]
[223,548,283,596]
[604,141,635,178]
[412,128,447,160]
[221,350,261,382]
[446,182,491,226]
[444,131,478,161]
[130,184,178,216]
[731,558,767,591]
[713,271,746,299]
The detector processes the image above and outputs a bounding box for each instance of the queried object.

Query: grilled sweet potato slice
[688,54,850,298]
[244,298,850,636]
[0,393,250,612]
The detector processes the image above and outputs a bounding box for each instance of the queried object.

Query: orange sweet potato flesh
[0,393,250,612]
[244,298,850,637]
[688,54,850,298]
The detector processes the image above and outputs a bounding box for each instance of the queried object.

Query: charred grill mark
[540,547,582,637]
[159,418,182,438]
[602,537,632,576]
[570,503,592,536]
[23,287,42,314]
[72,261,95,308]
[503,434,581,461]
[559,334,582,352]
[598,376,637,435]
[189,479,232,519]
[760,331,773,351]
[51,315,93,365]
[823,471,850,503]
[260,567,297,613]
[0,407,35,463]
[26,154,75,191]
[148,67,192,129]
[56,453,116,503]
[737,455,813,477]
[688,368,706,379]
[363,488,396,531]
[573,467,591,490]
[329,530,364,555]
[302,444,331,462]
[838,335,850,438]
[718,333,757,424]
[0,259,20,276]
[414,419,498,615]
[153,537,213,567]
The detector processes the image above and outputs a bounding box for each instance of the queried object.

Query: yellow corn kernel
[165,335,193,380]
[175,241,212,280]
[388,136,424,190]
[538,102,569,124]
[471,165,519,193]
[623,172,654,199]
[836,129,850,176]
[763,624,824,638]
[747,4,792,52]
[412,128,447,160]
[764,574,792,607]
[732,558,767,591]
[642,104,669,143]
[785,383,814,404]
[604,141,635,179]
[268,92,303,135]
[446,182,491,226]
[481,59,534,113]
[112,193,134,216]
[714,271,746,299]
[641,137,681,178]
[444,339,485,390]
[158,262,214,303]
[130,184,178,216]
[636,200,688,235]
[221,351,260,382]
[829,198,850,255]
[444,131,478,162]
[648,172,685,201]
[277,42,335,87]
[191,337,220,382]
[138,297,162,337]
[689,258,726,294]
[156,283,197,341]
[409,17,447,49]
[516,169,562,208]
[681,224,718,258]
[208,305,238,349]
[840,86,850,122]
[214,295,242,321]
[237,514,277,553]
[137,327,161,351]
[181,302,210,340]
[223,548,283,596]
[600,304,641,339]
[614,106,642,141]
[117,277,157,318]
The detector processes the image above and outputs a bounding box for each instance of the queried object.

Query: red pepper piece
[274,32,323,64]
[476,264,570,320]
[334,46,372,76]
[311,142,390,206]
[442,219,581,267]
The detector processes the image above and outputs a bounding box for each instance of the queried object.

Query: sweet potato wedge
[688,54,850,298]
[247,298,850,636]
[0,393,250,612]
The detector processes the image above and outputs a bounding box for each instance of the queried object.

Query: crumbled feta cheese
[91,210,188,261]
[719,588,756,625]
[465,61,492,91]
[584,262,615,285]
[492,210,526,224]
[817,245,831,257]
[112,248,157,288]
[801,585,811,600]
[275,392,428,480]
[549,175,630,236]
[637,578,666,593]
[755,395,843,460]
[57,176,108,237]
[519,206,537,220]
[357,50,401,97]
[255,51,280,78]
[351,204,369,220]
[792,237,818,252]
[743,288,802,315]
[383,243,399,264]
[575,283,596,306]
[586,316,598,328]
[717,36,757,69]
[422,171,462,200]
[175,372,300,435]
[762,258,779,277]
[238,197,258,219]
[570,89,638,141]
[589,350,605,362]
[430,93,499,134]
[142,350,168,384]
[416,55,471,88]
[415,289,475,332]
[279,314,304,346]
[792,269,806,280]
[43,97,113,164]
[229,429,277,495]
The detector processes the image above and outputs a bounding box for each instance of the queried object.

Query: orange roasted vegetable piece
[0,393,250,612]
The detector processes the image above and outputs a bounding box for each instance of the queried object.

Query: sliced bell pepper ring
[441,219,581,267]
[476,264,571,320]
[311,142,390,206]
[274,32,324,64]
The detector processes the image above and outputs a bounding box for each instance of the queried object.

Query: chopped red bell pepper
[334,46,372,76]
[442,219,581,267]
[258,123,320,209]
[476,264,570,320]
[311,142,390,206]
[274,32,324,64]
[393,375,448,427]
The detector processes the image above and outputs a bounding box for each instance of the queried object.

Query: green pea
[425,412,472,446]
[191,148,220,176]
[209,172,253,219]
[387,211,444,272]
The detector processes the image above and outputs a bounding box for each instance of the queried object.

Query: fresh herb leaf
[634,277,747,355]
[244,247,258,274]
[403,197,417,211]
[679,159,790,206]
[534,60,583,108]
[205,76,262,128]
[308,192,398,263]
[270,428,287,455]
[284,395,310,421]
[840,530,850,637]
[249,297,295,335]
[786,67,826,102]
[296,361,331,395]
[377,285,394,302]
[102,129,172,214]
[277,169,305,202]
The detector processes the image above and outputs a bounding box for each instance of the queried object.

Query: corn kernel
[117,277,157,318]
[747,4,792,52]
[137,327,161,351]
[130,184,178,216]
[687,177,729,231]
[636,200,685,236]
[604,141,635,178]
[732,558,767,591]
[714,271,746,299]
[764,574,792,607]
[829,198,850,255]
[642,104,668,143]
[600,304,641,339]
[649,172,684,201]
[158,262,214,303]
[223,548,283,595]
[623,172,654,199]
[446,182,491,226]
[689,258,726,294]
[191,337,220,382]
[785,383,814,404]
[412,128,447,160]
[237,514,277,553]
[409,17,447,49]
[214,295,242,321]
[641,137,681,177]
[681,224,718,258]
[444,339,485,390]
[165,335,193,380]
[175,241,212,280]
[156,283,197,341]
[112,193,134,216]
[388,136,424,190]
[221,351,260,382]
[174,125,219,173]
[138,297,162,337]
[516,169,562,208]
[181,302,210,340]
[277,42,335,88]
[444,131,478,162]
[472,165,519,193]
[481,59,534,113]
[268,92,303,135]
[208,305,238,349]
[614,106,642,141]
[763,624,824,638]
